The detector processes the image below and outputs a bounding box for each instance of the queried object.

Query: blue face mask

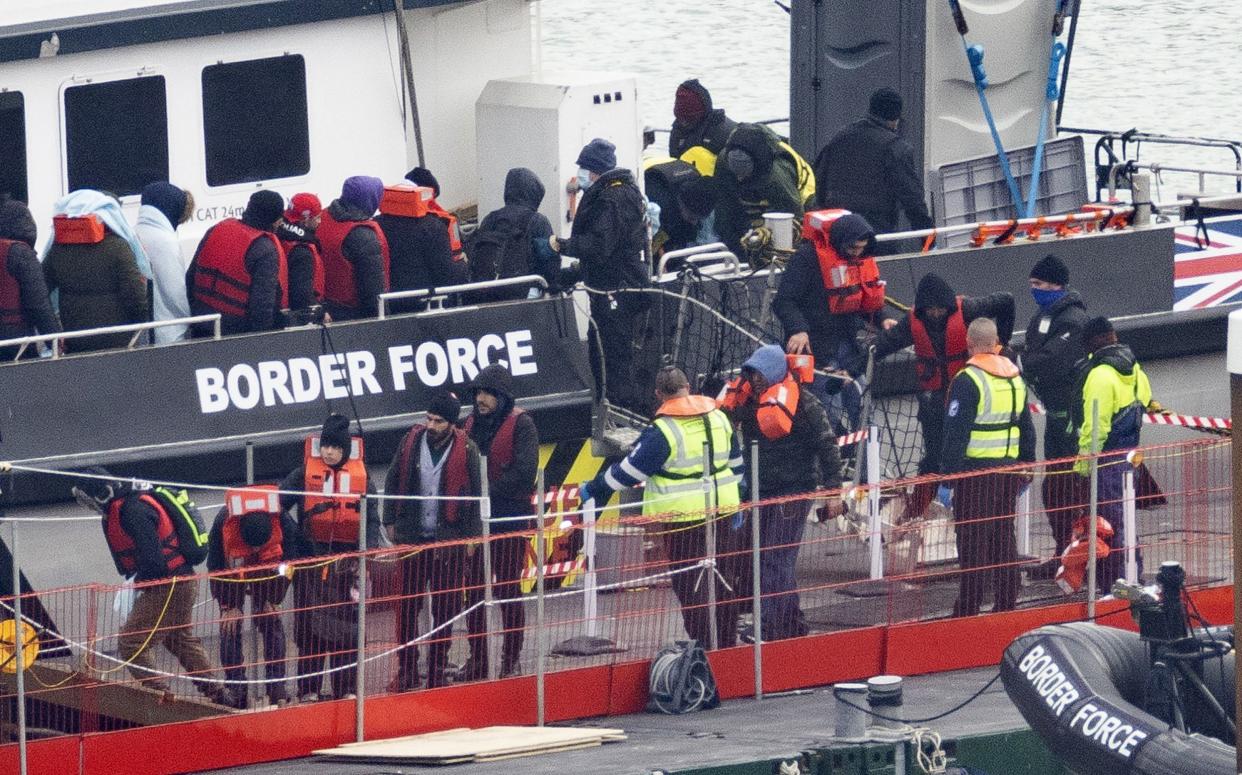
[1031,287,1067,308]
[577,168,594,192]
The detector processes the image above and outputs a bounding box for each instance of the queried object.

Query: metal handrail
[656,243,740,276]
[1061,126,1242,198]
[1110,161,1242,201]
[0,314,222,361]
[377,275,549,319]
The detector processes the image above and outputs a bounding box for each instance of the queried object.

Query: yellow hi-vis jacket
[961,354,1027,461]
[645,395,742,521]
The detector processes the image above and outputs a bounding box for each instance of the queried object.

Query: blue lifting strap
[1025,0,1073,218]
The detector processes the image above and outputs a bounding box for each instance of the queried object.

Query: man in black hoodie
[0,197,61,356]
[467,167,556,301]
[668,79,738,169]
[875,274,1014,512]
[1018,254,1089,567]
[460,364,539,679]
[774,212,893,430]
[551,138,650,409]
[713,123,806,256]
[813,88,933,249]
[187,189,286,336]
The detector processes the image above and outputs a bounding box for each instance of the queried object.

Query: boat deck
[197,667,1016,774]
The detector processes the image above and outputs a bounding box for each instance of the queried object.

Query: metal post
[583,497,599,638]
[749,441,763,700]
[701,443,718,651]
[245,441,259,691]
[354,493,367,743]
[1228,307,1242,775]
[1086,400,1100,618]
[867,426,883,580]
[479,455,496,681]
[1016,483,1032,558]
[1123,468,1138,584]
[11,520,27,775]
[534,470,547,726]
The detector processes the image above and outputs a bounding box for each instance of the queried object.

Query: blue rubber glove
[935,484,953,509]
[578,482,595,507]
[731,512,745,531]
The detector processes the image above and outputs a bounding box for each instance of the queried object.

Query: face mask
[1031,287,1067,308]
[577,168,594,192]
[724,149,754,181]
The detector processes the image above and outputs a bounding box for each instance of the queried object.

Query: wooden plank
[314,725,626,762]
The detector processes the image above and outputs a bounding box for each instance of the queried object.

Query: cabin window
[0,91,26,203]
[202,55,310,187]
[64,75,169,197]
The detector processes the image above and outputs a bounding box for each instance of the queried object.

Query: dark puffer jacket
[874,275,1015,364]
[561,168,650,291]
[773,213,884,374]
[813,116,933,234]
[0,199,61,347]
[43,230,147,353]
[726,388,843,497]
[376,206,461,314]
[713,123,805,254]
[467,168,557,300]
[1021,290,1089,412]
[275,220,322,313]
[466,364,539,532]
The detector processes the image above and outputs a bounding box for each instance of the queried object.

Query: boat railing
[655,242,742,278]
[0,314,222,361]
[1109,161,1242,201]
[377,275,549,318]
[1061,126,1242,199]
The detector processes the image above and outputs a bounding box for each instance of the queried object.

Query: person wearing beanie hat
[136,183,194,344]
[668,79,738,168]
[404,167,441,198]
[81,464,234,706]
[1021,253,1089,568]
[206,488,304,708]
[384,391,482,689]
[0,196,60,353]
[186,189,286,336]
[873,274,1015,515]
[1070,313,1152,584]
[457,364,540,680]
[275,193,326,315]
[813,87,933,248]
[712,122,807,256]
[278,412,380,701]
[552,136,649,410]
[318,176,391,320]
[401,166,465,264]
[581,366,747,647]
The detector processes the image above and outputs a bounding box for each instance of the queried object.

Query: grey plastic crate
[930,135,1088,247]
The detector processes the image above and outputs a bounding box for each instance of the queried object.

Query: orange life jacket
[427,198,464,258]
[718,355,812,415]
[802,210,884,315]
[0,239,22,328]
[52,213,105,244]
[909,296,968,392]
[103,494,186,577]
[716,377,752,413]
[302,435,367,547]
[317,210,391,309]
[756,376,801,440]
[1055,515,1115,594]
[222,485,285,572]
[191,219,289,316]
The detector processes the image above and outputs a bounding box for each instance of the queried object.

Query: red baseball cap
[284,192,322,223]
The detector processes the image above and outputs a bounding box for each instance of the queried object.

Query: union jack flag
[1174,214,1242,310]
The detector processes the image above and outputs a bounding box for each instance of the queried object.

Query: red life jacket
[103,494,186,577]
[0,240,22,328]
[394,425,471,526]
[909,297,968,392]
[318,210,391,309]
[756,375,801,440]
[280,239,325,304]
[302,435,368,547]
[222,485,285,573]
[463,408,525,483]
[802,210,884,316]
[191,219,288,316]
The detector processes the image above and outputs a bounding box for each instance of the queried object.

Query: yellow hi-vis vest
[961,357,1027,461]
[644,399,741,522]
